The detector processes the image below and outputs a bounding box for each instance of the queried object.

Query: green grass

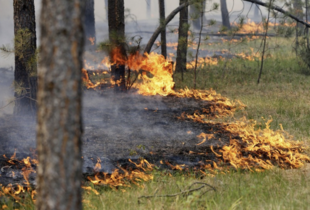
[82,168,310,210]
[2,37,310,210]
[176,37,310,143]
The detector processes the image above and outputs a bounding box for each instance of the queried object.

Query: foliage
[0,28,38,76]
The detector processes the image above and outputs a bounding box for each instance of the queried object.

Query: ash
[0,88,234,186]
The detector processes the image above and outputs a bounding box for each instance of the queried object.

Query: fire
[232,19,296,35]
[183,112,310,171]
[88,37,95,46]
[87,159,154,188]
[186,56,218,69]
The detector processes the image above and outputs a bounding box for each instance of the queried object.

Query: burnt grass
[0,89,240,186]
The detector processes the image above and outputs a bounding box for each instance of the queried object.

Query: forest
[0,0,310,209]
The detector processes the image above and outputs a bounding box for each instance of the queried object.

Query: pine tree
[13,0,37,115]
[36,0,85,209]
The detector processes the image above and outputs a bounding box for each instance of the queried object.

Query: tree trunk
[176,0,188,79]
[189,0,206,30]
[105,0,108,20]
[146,0,151,19]
[36,0,85,209]
[85,0,96,51]
[108,0,126,91]
[13,0,37,115]
[159,0,167,58]
[254,3,260,21]
[220,0,231,29]
[144,1,191,54]
[293,0,303,34]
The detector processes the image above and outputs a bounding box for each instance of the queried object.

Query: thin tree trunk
[257,0,271,84]
[144,1,191,54]
[293,0,303,35]
[159,0,167,58]
[220,0,231,29]
[176,0,188,81]
[36,0,85,209]
[108,0,126,91]
[254,3,259,20]
[13,0,37,115]
[105,0,108,20]
[189,0,206,30]
[194,1,204,89]
[85,0,96,51]
[306,0,309,48]
[146,0,151,19]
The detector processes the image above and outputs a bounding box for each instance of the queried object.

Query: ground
[1,32,310,209]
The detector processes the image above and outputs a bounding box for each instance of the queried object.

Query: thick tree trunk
[36,0,85,209]
[159,0,167,58]
[108,0,126,91]
[176,0,188,79]
[220,0,231,29]
[85,0,96,51]
[13,0,37,115]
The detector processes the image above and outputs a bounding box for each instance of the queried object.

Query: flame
[184,112,310,171]
[87,159,154,188]
[88,37,95,46]
[233,19,296,35]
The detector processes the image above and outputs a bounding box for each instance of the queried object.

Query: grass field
[2,37,310,210]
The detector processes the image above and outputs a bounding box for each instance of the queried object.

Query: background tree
[189,0,206,30]
[85,0,96,51]
[108,0,126,91]
[159,0,167,58]
[220,0,231,30]
[105,0,108,20]
[293,0,303,34]
[36,0,85,209]
[13,0,37,115]
[176,0,189,81]
[146,0,151,19]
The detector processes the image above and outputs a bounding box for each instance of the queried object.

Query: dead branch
[138,182,216,202]
[243,0,310,28]
[144,1,192,54]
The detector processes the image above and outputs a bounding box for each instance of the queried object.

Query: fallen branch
[144,1,192,54]
[243,0,310,28]
[138,182,216,202]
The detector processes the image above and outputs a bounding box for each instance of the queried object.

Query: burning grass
[2,24,310,209]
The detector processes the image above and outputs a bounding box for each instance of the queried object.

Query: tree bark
[220,0,231,29]
[36,0,85,209]
[108,0,126,91]
[85,0,96,51]
[159,0,167,58]
[13,0,37,115]
[176,0,188,79]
